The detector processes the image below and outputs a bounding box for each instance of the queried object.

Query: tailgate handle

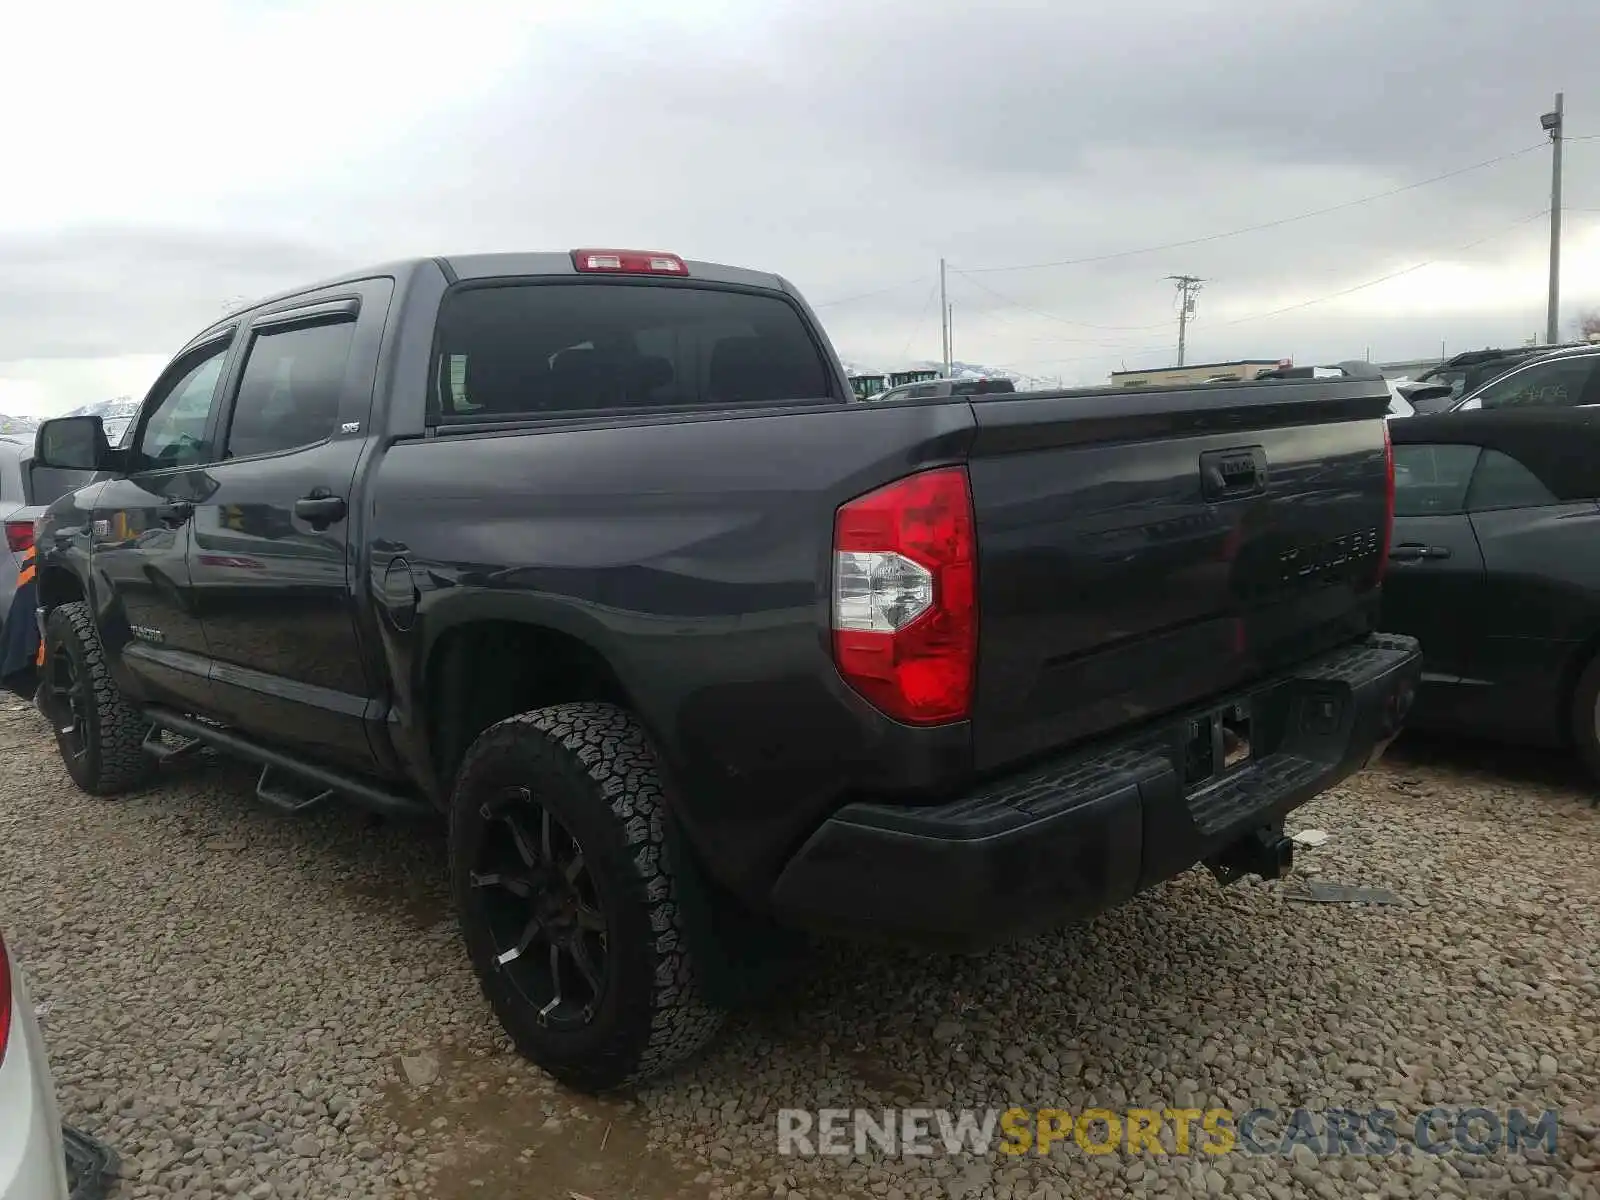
[1200,447,1267,500]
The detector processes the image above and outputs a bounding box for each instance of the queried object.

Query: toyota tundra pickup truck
[29,248,1420,1092]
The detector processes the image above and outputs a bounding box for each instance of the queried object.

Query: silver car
[0,930,69,1199]
[0,438,104,637]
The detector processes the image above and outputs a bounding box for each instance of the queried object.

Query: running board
[255,763,335,814]
[142,724,204,762]
[144,708,433,819]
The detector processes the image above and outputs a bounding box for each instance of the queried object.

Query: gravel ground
[0,698,1596,1200]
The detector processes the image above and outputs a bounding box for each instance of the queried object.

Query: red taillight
[570,249,689,276]
[0,932,13,1069]
[5,520,33,555]
[1377,421,1395,583]
[831,466,977,725]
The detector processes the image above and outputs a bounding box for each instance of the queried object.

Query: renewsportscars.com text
[776,1106,1560,1159]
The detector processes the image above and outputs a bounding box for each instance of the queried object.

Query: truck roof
[186,253,794,349]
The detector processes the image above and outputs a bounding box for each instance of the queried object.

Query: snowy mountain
[0,414,39,436]
[66,396,140,447]
[66,395,140,422]
[0,397,137,450]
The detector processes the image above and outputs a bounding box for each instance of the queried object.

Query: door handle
[294,494,347,528]
[1390,543,1451,562]
[156,501,194,527]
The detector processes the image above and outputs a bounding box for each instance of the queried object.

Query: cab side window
[132,344,231,472]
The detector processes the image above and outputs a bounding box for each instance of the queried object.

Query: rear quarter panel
[366,401,977,898]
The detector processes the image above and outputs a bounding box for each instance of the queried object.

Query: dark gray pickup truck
[30,248,1420,1091]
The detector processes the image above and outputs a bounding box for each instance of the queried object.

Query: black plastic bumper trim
[768,632,1421,949]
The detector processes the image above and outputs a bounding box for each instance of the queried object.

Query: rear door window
[1465,449,1559,511]
[1393,444,1480,515]
[225,320,357,459]
[433,283,835,419]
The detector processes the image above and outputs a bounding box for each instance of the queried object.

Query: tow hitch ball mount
[1206,823,1295,887]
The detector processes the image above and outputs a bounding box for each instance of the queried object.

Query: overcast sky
[3,0,1598,412]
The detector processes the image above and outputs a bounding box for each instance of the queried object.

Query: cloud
[2,0,1598,405]
[0,227,346,361]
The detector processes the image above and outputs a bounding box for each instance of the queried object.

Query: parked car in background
[1418,343,1594,402]
[1385,389,1415,420]
[1389,381,1456,417]
[1382,406,1600,778]
[1449,342,1600,413]
[1250,361,1433,419]
[0,440,101,643]
[0,930,70,1199]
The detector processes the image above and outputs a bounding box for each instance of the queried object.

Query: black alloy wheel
[42,602,155,795]
[472,786,609,1028]
[46,635,89,762]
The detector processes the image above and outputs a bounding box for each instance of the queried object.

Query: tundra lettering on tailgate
[1277,528,1381,584]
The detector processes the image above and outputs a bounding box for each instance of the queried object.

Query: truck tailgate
[966,380,1392,772]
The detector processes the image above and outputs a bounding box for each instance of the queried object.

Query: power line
[996,209,1554,374]
[1218,209,1549,327]
[959,142,1549,275]
[895,280,940,364]
[811,278,928,308]
[814,137,1597,309]
[947,268,1172,332]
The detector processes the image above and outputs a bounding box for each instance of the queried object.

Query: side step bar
[145,707,434,819]
[254,764,336,814]
[142,725,205,763]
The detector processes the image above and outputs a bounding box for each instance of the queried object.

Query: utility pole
[1542,93,1564,345]
[946,301,954,371]
[1168,275,1204,366]
[939,258,951,377]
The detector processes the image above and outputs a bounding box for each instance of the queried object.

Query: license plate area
[1182,702,1253,792]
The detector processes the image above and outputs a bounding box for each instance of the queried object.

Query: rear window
[433,282,835,419]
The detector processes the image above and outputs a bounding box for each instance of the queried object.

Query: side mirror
[35,415,114,471]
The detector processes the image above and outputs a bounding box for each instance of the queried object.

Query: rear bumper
[769,632,1421,949]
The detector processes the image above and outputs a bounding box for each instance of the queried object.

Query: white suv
[0,931,69,1199]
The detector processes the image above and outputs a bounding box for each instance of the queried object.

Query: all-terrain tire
[44,602,156,795]
[449,702,725,1092]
